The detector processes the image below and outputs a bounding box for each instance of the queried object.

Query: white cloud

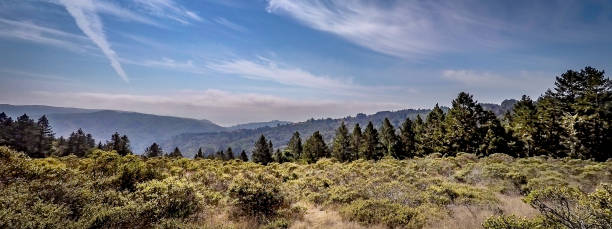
[207,58,355,91]
[133,0,203,24]
[59,0,129,82]
[0,18,93,52]
[266,0,611,59]
[22,89,402,126]
[214,17,246,32]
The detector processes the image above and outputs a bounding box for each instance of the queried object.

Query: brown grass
[425,194,538,229]
[290,202,386,229]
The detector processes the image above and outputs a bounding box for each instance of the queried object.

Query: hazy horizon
[1,0,611,125]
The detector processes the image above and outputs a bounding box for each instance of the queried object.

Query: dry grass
[425,194,538,229]
[290,202,385,229]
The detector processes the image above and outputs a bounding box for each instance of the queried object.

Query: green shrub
[340,199,417,228]
[228,173,288,222]
[482,215,544,229]
[135,177,202,220]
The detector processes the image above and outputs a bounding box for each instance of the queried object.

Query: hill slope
[162,109,432,158]
[0,105,225,153]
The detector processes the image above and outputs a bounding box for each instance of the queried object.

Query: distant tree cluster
[247,67,611,164]
[0,114,136,158]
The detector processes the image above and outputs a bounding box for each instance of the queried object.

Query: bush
[524,183,612,229]
[228,173,288,222]
[340,199,417,228]
[135,177,203,220]
[482,215,544,229]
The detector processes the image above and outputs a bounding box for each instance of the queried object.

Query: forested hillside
[163,109,432,158]
[0,107,225,153]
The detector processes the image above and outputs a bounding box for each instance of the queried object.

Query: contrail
[59,0,129,82]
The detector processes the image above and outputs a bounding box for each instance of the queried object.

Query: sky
[0,0,611,126]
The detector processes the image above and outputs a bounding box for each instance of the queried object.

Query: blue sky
[1,0,611,125]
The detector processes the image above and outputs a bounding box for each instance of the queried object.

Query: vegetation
[0,146,609,228]
[0,67,610,228]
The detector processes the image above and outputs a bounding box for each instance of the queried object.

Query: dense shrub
[228,173,288,222]
[482,215,544,229]
[340,199,418,228]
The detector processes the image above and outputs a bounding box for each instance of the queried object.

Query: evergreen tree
[215,150,225,160]
[549,67,611,161]
[0,112,13,147]
[105,132,132,156]
[535,93,566,157]
[477,111,509,156]
[239,150,249,162]
[349,124,362,161]
[331,121,351,162]
[54,136,68,157]
[33,115,54,158]
[168,147,183,157]
[302,131,328,163]
[252,135,272,165]
[194,147,204,159]
[144,142,163,158]
[97,141,103,149]
[360,122,382,160]
[286,132,302,160]
[226,147,234,160]
[379,118,401,159]
[506,95,539,157]
[413,115,425,156]
[273,149,288,163]
[66,129,95,157]
[13,114,37,155]
[421,104,446,155]
[399,118,416,158]
[443,93,481,156]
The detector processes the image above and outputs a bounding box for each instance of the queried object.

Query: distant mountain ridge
[1,98,517,157]
[162,109,433,158]
[0,104,225,153]
[229,120,292,130]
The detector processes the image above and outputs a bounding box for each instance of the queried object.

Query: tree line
[249,67,611,164]
[1,67,610,163]
[0,114,134,157]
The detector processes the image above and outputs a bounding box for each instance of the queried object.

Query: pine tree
[239,150,249,162]
[350,124,362,161]
[168,147,183,157]
[360,121,382,160]
[194,147,204,159]
[302,131,328,163]
[31,115,54,158]
[422,104,446,155]
[97,141,103,149]
[226,147,235,160]
[0,112,13,147]
[332,121,351,162]
[549,67,611,161]
[144,142,163,158]
[535,93,566,157]
[66,129,95,157]
[286,132,302,160]
[105,132,131,156]
[443,93,481,156]
[506,95,539,157]
[215,150,225,160]
[379,118,401,159]
[477,111,509,156]
[413,115,425,156]
[14,114,37,155]
[252,135,272,165]
[399,118,416,158]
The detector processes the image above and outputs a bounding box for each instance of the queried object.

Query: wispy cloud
[59,0,129,82]
[214,17,246,32]
[266,0,612,59]
[207,57,355,91]
[133,0,203,24]
[0,18,93,52]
